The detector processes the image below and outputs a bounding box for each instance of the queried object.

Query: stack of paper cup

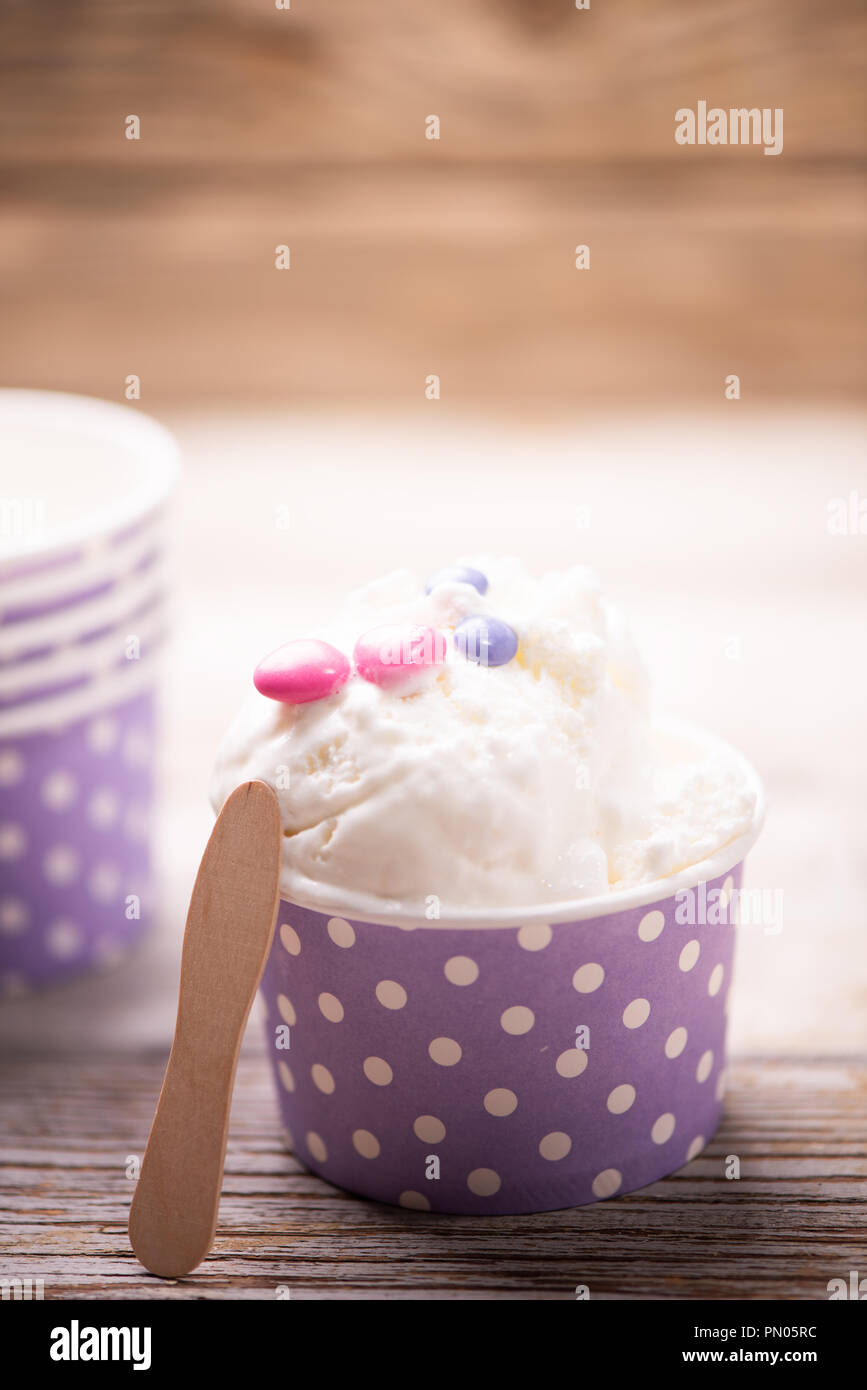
[0,391,179,994]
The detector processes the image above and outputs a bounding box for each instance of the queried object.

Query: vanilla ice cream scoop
[210,558,756,914]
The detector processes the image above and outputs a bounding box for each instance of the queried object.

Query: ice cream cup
[258,725,763,1214]
[0,597,168,710]
[0,390,178,588]
[0,510,166,628]
[0,391,178,993]
[0,656,162,995]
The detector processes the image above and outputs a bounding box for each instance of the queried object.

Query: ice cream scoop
[211,559,756,916]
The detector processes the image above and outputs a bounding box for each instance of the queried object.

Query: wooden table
[2,1052,863,1300]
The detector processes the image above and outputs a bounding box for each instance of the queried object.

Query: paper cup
[0,515,165,630]
[0,665,160,995]
[259,735,763,1214]
[0,602,168,710]
[0,391,178,991]
[0,390,178,585]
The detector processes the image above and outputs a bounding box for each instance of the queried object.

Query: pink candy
[254,625,447,705]
[254,639,351,705]
[354,624,446,689]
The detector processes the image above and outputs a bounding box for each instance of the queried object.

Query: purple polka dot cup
[0,670,161,995]
[0,390,177,594]
[260,747,764,1214]
[0,391,178,993]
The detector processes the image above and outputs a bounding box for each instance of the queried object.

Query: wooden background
[0,0,864,413]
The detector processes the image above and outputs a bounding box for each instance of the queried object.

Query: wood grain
[0,0,863,164]
[0,164,863,411]
[1,1055,864,1299]
[0,0,863,410]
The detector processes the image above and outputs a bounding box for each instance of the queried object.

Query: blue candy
[454,615,518,667]
[425,565,489,596]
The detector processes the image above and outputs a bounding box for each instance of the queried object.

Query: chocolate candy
[254,639,350,704]
[425,566,489,596]
[454,615,518,667]
[355,624,446,689]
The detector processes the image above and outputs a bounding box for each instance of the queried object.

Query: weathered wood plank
[0,2,862,408]
[0,0,863,163]
[0,165,863,410]
[0,1055,864,1299]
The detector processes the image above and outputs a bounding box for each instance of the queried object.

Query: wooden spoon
[129,779,282,1278]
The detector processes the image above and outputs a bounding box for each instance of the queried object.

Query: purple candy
[454,615,518,667]
[425,566,488,596]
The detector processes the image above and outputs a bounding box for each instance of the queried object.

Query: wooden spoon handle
[129,780,282,1278]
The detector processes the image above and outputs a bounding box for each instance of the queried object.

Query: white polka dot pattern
[0,898,29,935]
[637,910,665,942]
[0,750,24,786]
[443,955,479,985]
[679,940,701,972]
[41,771,78,811]
[277,994,296,1026]
[484,1088,518,1117]
[363,1056,393,1086]
[376,979,407,1010]
[280,922,301,956]
[555,1047,588,1078]
[428,1036,462,1066]
[500,1004,534,1034]
[260,874,741,1215]
[306,1132,327,1163]
[607,1084,636,1114]
[539,1131,572,1160]
[517,923,552,952]
[399,1190,430,1211]
[572,962,605,993]
[622,997,651,1029]
[413,1115,446,1143]
[592,1168,623,1199]
[651,1112,676,1145]
[696,1049,714,1083]
[327,917,355,949]
[467,1168,501,1196]
[311,1063,335,1094]
[352,1129,380,1158]
[317,992,344,1023]
[0,690,156,988]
